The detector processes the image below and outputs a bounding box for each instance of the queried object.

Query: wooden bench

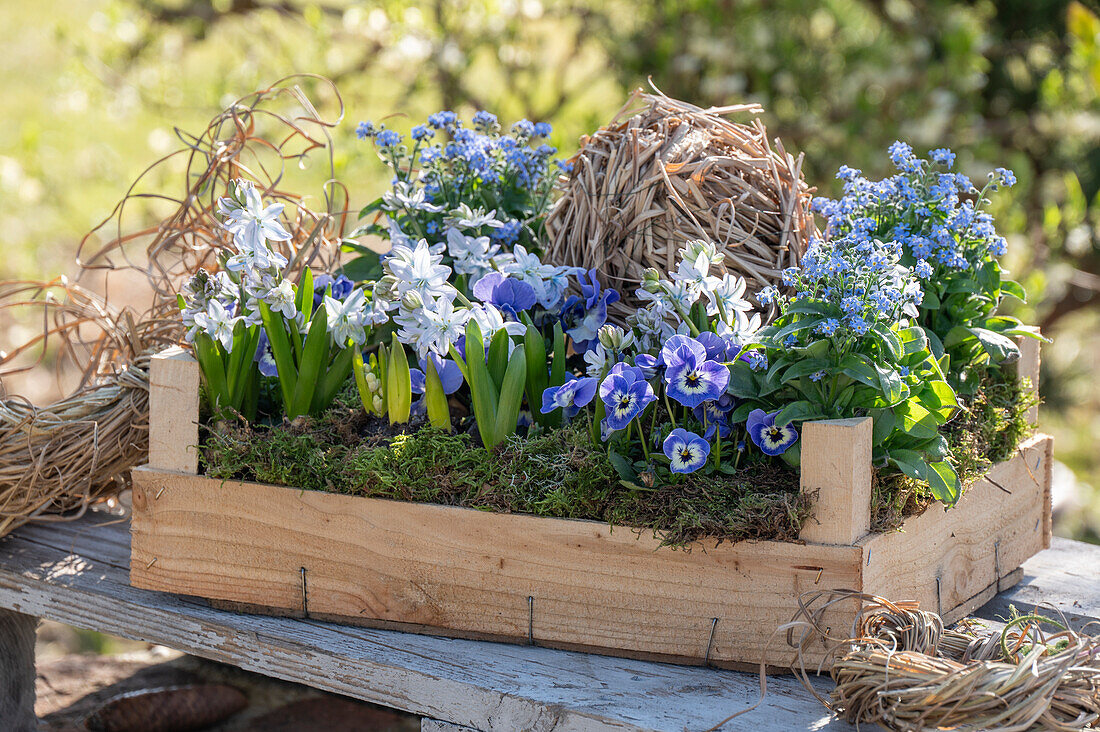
[0,511,1097,732]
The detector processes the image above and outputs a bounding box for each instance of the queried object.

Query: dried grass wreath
[706,590,1100,732]
[543,86,816,320]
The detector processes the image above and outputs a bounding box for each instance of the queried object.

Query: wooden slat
[974,536,1100,632]
[130,467,862,669]
[148,347,200,474]
[860,434,1052,622]
[0,514,857,732]
[798,418,872,545]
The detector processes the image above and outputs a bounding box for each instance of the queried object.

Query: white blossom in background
[382,181,443,213]
[447,203,503,230]
[583,342,614,377]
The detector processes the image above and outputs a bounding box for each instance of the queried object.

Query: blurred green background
[2,0,1098,542]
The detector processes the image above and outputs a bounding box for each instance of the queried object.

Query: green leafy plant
[449,318,527,450]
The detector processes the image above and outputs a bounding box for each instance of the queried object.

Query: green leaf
[290,308,331,418]
[193,333,230,410]
[464,319,499,449]
[897,326,929,356]
[781,358,831,382]
[924,379,958,420]
[1000,279,1027,302]
[524,324,549,428]
[486,327,511,386]
[839,354,879,390]
[872,362,904,405]
[774,400,824,427]
[872,323,904,359]
[970,327,1020,364]
[926,460,962,506]
[770,316,825,343]
[295,267,314,314]
[608,450,638,481]
[315,344,355,413]
[492,345,527,447]
[424,355,451,430]
[888,449,927,482]
[894,399,940,440]
[358,197,384,219]
[726,361,762,398]
[386,334,412,425]
[258,302,297,413]
[340,252,384,283]
[353,350,375,414]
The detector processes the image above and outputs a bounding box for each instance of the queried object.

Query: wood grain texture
[860,434,1052,622]
[798,418,873,545]
[0,609,37,732]
[148,347,200,475]
[1,512,861,732]
[422,720,477,732]
[130,467,862,669]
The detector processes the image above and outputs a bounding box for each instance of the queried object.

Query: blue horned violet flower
[471,271,537,317]
[661,335,730,409]
[746,409,799,456]
[560,269,620,352]
[410,352,465,395]
[662,428,711,474]
[541,377,598,418]
[599,363,657,432]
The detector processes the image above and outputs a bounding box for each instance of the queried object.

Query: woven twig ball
[544,89,816,318]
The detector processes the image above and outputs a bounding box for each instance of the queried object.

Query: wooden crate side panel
[861,434,1052,621]
[130,467,862,668]
[149,347,201,475]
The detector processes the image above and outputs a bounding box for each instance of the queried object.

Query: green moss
[871,364,1037,532]
[201,417,808,548]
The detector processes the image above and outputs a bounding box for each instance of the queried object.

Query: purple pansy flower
[541,377,598,418]
[663,428,711,474]
[410,352,465,395]
[746,409,799,456]
[254,329,278,377]
[599,368,657,432]
[472,271,537,318]
[313,273,355,307]
[696,331,738,361]
[658,334,707,370]
[693,395,735,439]
[663,337,730,408]
[560,269,620,352]
[634,353,658,379]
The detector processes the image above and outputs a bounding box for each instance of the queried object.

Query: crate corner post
[148,345,201,475]
[798,417,873,546]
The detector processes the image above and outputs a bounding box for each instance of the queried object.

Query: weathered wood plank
[860,434,1052,622]
[130,467,862,669]
[0,513,859,732]
[0,609,36,732]
[974,536,1100,632]
[798,418,872,545]
[422,720,477,732]
[148,346,200,474]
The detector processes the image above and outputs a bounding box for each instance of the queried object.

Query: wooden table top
[0,511,1096,732]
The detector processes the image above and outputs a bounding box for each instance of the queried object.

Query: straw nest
[0,75,349,537]
[709,590,1100,732]
[543,87,816,319]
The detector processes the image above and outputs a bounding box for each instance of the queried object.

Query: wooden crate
[130,343,1051,670]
